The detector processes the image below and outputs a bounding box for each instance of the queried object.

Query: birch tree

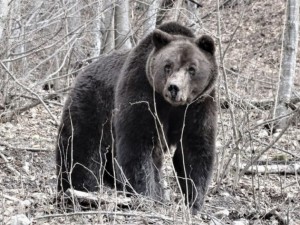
[0,0,9,40]
[0,0,10,108]
[143,0,161,36]
[90,1,102,58]
[101,1,115,53]
[274,0,299,128]
[115,0,132,50]
[64,0,83,57]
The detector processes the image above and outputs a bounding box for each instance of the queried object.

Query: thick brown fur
[56,22,217,214]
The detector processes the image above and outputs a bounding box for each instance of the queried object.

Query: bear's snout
[168,84,179,99]
[164,75,189,106]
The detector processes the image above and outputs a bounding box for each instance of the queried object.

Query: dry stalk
[148,58,191,219]
[216,0,240,187]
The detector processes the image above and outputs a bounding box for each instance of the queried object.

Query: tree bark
[143,0,161,36]
[0,0,9,39]
[101,1,115,54]
[274,0,299,128]
[115,0,132,50]
[90,1,102,57]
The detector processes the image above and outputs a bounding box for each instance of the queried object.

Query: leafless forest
[0,0,300,224]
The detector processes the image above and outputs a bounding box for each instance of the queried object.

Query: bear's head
[146,29,217,106]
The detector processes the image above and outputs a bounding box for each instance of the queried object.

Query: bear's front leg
[172,101,216,214]
[114,103,164,201]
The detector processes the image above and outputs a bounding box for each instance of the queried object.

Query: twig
[0,61,59,125]
[216,0,240,187]
[0,88,69,123]
[225,67,276,86]
[1,99,51,123]
[2,194,21,202]
[187,0,203,8]
[250,110,298,130]
[0,151,20,176]
[222,6,246,57]
[219,89,263,111]
[252,137,300,159]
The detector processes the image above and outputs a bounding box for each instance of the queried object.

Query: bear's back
[75,50,130,91]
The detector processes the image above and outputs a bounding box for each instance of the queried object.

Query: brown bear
[56,22,217,214]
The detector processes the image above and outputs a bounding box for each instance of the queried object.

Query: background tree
[115,0,132,49]
[143,0,161,36]
[0,0,10,40]
[274,0,299,129]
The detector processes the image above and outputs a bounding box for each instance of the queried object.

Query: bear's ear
[195,35,215,55]
[152,29,174,49]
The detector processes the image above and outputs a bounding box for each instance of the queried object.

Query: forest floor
[0,103,299,225]
[1,0,300,224]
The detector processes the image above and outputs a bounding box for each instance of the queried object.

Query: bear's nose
[168,85,179,99]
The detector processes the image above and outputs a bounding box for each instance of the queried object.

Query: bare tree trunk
[66,0,83,58]
[62,0,82,88]
[143,0,161,36]
[274,0,299,128]
[12,0,26,70]
[0,0,9,39]
[0,0,10,107]
[115,0,132,50]
[101,1,115,54]
[90,1,102,57]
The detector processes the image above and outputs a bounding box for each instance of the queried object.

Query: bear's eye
[188,67,196,76]
[164,64,172,74]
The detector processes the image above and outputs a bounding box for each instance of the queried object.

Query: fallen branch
[14,94,64,106]
[0,88,70,123]
[252,137,300,159]
[242,163,300,175]
[0,141,48,152]
[64,189,131,206]
[2,194,21,202]
[34,208,225,225]
[34,210,180,223]
[239,106,300,178]
[220,95,300,111]
[250,110,296,130]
